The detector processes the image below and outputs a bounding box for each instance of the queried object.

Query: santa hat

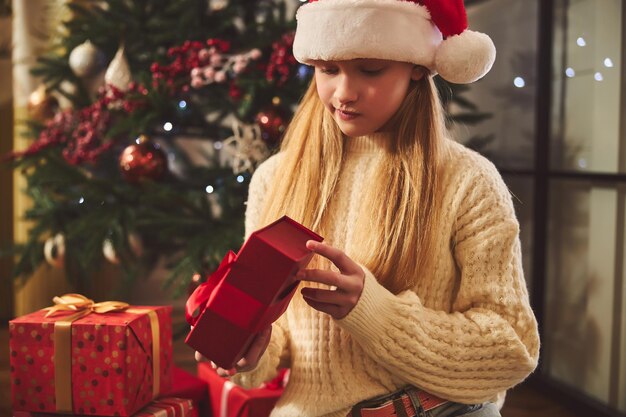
[292,0,496,84]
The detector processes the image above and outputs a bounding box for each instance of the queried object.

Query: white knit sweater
[232,133,540,417]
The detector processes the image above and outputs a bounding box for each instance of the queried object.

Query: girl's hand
[194,326,272,377]
[299,240,365,319]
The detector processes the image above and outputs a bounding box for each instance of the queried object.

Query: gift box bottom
[197,362,284,417]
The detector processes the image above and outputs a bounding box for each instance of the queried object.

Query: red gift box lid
[231,215,323,303]
[185,216,323,368]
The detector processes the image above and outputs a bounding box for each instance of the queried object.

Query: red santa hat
[293,0,496,84]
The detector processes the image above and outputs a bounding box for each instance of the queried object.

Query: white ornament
[103,233,143,264]
[69,40,106,78]
[105,45,132,91]
[102,239,120,264]
[222,120,270,174]
[43,233,66,268]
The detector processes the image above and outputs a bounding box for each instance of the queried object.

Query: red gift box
[162,367,209,417]
[9,294,173,416]
[197,362,287,417]
[13,397,193,417]
[135,397,193,417]
[185,216,323,369]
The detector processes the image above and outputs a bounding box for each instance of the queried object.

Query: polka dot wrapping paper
[9,305,173,416]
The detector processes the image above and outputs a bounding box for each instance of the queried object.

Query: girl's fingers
[302,296,344,319]
[306,240,359,275]
[194,351,209,362]
[216,366,235,377]
[299,268,361,293]
[298,268,341,288]
[301,287,348,306]
[238,326,272,371]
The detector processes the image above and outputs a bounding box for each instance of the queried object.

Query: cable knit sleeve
[336,157,540,404]
[231,153,292,389]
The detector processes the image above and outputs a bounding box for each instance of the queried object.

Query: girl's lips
[335,108,360,121]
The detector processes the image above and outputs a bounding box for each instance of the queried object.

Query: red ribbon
[186,250,237,326]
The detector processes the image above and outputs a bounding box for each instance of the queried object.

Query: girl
[204,1,540,416]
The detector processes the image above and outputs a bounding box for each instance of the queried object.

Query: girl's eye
[319,67,338,75]
[361,68,384,75]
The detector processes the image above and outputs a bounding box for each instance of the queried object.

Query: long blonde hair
[258,75,448,293]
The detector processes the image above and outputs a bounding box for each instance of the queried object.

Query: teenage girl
[202,1,540,416]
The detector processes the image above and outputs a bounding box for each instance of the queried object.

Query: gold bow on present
[44,293,129,318]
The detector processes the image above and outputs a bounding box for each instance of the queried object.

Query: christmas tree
[7,0,489,299]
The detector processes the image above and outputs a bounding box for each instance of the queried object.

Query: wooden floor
[0,325,580,417]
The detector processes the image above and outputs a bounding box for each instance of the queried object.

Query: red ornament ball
[119,136,167,182]
[255,106,287,145]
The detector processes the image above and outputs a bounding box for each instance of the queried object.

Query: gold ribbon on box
[45,293,161,413]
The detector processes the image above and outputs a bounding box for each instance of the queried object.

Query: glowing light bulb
[163,122,173,132]
[513,77,525,88]
[565,67,575,78]
[594,72,603,81]
[236,175,244,183]
[205,185,214,194]
[604,58,614,68]
[576,37,586,47]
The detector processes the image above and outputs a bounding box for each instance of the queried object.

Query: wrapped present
[9,294,173,416]
[197,362,288,417]
[162,367,209,417]
[135,397,193,417]
[186,215,322,369]
[13,397,193,417]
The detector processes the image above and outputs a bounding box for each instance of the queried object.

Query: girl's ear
[411,66,426,81]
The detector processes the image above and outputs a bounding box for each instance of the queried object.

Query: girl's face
[313,59,424,137]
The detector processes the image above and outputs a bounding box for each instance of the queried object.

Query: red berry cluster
[151,39,231,92]
[266,32,297,86]
[11,85,147,165]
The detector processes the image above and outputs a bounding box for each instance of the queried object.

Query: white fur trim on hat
[293,0,443,70]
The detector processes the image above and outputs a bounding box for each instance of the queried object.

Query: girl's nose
[334,76,358,104]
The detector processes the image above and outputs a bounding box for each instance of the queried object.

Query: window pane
[456,0,538,170]
[545,179,617,404]
[550,0,623,173]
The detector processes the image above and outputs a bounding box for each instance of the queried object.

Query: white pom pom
[435,30,496,84]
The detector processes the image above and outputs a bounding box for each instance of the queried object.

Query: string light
[78,197,85,204]
[163,122,173,132]
[576,37,586,47]
[594,72,603,81]
[178,100,187,109]
[214,141,223,150]
[513,77,525,88]
[604,58,614,68]
[236,175,244,183]
[205,185,214,194]
[565,67,575,78]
